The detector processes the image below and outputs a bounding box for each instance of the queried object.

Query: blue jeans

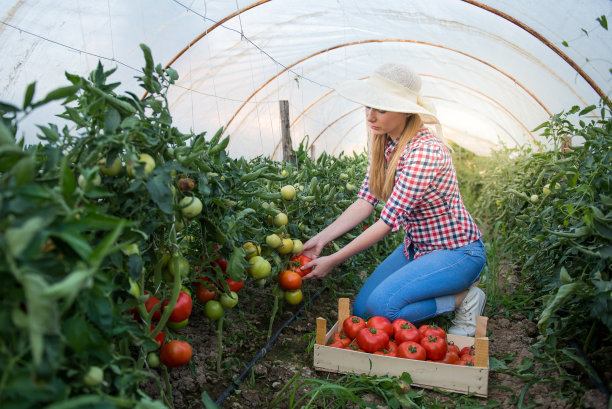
[353,239,486,323]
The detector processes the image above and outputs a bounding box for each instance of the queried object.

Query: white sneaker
[448,286,486,337]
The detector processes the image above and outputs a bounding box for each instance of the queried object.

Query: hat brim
[336,78,439,124]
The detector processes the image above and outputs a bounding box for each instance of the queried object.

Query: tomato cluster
[328,316,476,366]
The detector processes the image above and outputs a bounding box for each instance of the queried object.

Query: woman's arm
[302,218,392,280]
[301,198,374,259]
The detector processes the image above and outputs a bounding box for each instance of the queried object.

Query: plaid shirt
[358,128,481,259]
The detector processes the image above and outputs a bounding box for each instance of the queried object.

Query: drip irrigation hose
[569,340,610,400]
[214,285,327,407]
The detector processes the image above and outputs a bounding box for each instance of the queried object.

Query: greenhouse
[1,1,611,408]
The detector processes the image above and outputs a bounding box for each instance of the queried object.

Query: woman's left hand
[300,255,337,280]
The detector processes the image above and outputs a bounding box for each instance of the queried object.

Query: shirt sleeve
[379,142,444,232]
[357,166,379,207]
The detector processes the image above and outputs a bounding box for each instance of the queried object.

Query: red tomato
[328,332,351,347]
[160,340,193,367]
[195,277,218,303]
[391,318,411,338]
[278,270,302,291]
[395,323,421,344]
[346,340,365,353]
[342,316,366,339]
[356,327,390,353]
[144,293,162,321]
[397,341,426,360]
[460,345,475,357]
[440,350,459,364]
[215,258,228,272]
[447,341,460,356]
[386,340,398,353]
[366,316,393,338]
[455,360,468,366]
[327,340,346,349]
[419,324,447,340]
[226,278,244,292]
[374,348,397,357]
[150,325,165,348]
[289,255,312,277]
[162,291,193,322]
[420,335,448,361]
[460,355,475,365]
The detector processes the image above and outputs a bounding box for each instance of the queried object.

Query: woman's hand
[301,255,337,280]
[300,236,326,260]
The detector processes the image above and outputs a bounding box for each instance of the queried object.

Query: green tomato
[126,153,156,177]
[273,212,288,227]
[284,289,303,305]
[167,318,189,330]
[204,300,224,321]
[147,352,160,368]
[280,185,296,200]
[247,256,271,279]
[122,243,140,256]
[220,291,239,309]
[128,278,140,297]
[265,234,282,249]
[168,254,190,277]
[98,157,122,176]
[180,196,203,219]
[83,366,104,387]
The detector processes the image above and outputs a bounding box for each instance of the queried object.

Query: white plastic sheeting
[1,0,611,158]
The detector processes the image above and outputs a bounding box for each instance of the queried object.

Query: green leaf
[88,220,126,268]
[0,118,15,145]
[51,229,92,260]
[104,106,121,133]
[145,173,173,214]
[562,40,569,47]
[579,105,597,116]
[23,82,36,109]
[166,67,179,82]
[488,356,509,371]
[59,162,76,210]
[200,390,221,409]
[537,282,582,331]
[38,85,80,105]
[559,267,572,284]
[12,155,36,185]
[63,315,92,353]
[6,216,48,258]
[597,15,608,30]
[227,246,247,282]
[140,43,154,75]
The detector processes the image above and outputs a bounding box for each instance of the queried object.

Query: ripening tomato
[366,316,393,338]
[144,293,162,321]
[162,291,193,322]
[356,327,390,353]
[225,277,244,292]
[395,323,421,344]
[419,324,447,340]
[420,335,448,361]
[397,341,426,360]
[150,324,165,348]
[178,177,195,192]
[160,340,192,367]
[278,270,302,291]
[343,316,366,339]
[195,277,218,303]
[289,254,312,277]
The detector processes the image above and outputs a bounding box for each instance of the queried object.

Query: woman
[299,63,487,337]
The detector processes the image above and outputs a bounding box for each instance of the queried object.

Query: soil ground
[141,264,610,409]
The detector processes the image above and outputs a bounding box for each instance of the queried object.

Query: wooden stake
[475,316,488,338]
[337,298,350,330]
[279,100,294,163]
[316,317,327,345]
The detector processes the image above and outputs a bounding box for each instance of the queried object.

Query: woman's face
[365,107,409,139]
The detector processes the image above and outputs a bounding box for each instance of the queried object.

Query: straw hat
[336,63,439,124]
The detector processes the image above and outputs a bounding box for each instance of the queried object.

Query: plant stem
[268,295,280,340]
[216,314,224,373]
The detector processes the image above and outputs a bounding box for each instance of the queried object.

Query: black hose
[214,285,327,407]
[570,340,610,400]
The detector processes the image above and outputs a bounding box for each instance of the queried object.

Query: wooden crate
[313,298,489,397]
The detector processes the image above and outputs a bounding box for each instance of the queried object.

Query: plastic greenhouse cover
[1,0,611,158]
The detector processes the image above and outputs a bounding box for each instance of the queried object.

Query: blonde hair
[368,114,423,201]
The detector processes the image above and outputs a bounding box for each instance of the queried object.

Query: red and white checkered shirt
[358,127,481,259]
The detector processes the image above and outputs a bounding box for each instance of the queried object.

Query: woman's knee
[365,296,398,321]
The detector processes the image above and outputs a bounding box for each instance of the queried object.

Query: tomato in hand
[289,254,312,277]
[366,316,393,338]
[397,341,426,360]
[278,270,302,291]
[343,316,366,339]
[356,327,390,353]
[162,291,193,322]
[395,323,421,344]
[419,324,447,340]
[420,335,447,361]
[160,340,192,367]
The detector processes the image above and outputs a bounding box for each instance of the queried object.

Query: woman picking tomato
[299,63,486,337]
